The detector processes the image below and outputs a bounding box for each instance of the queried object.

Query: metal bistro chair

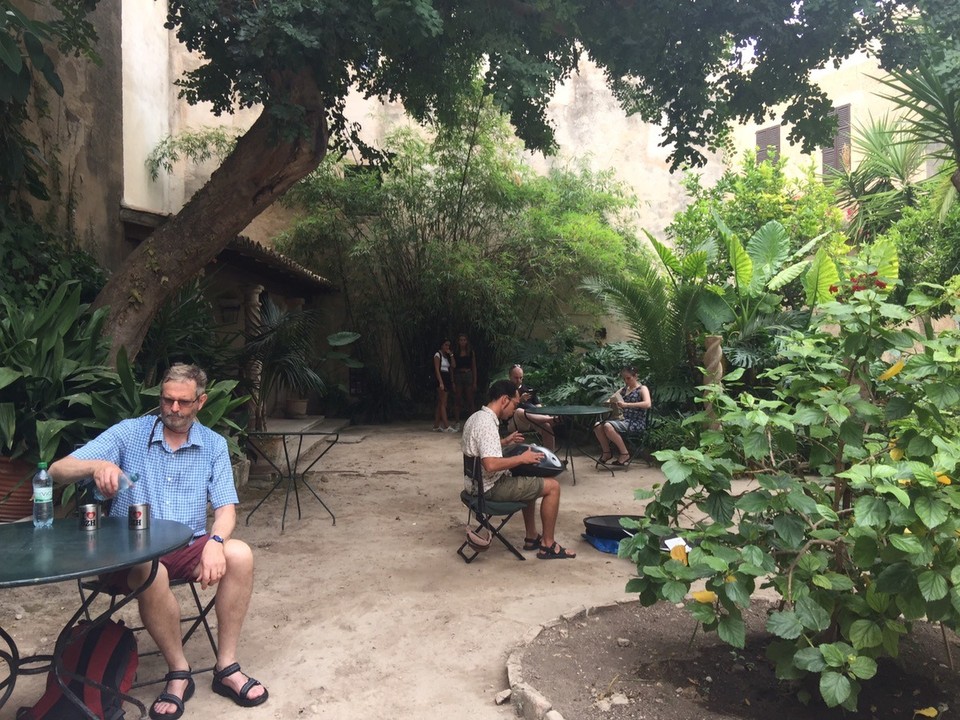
[457,455,526,563]
[73,489,217,687]
[76,576,218,687]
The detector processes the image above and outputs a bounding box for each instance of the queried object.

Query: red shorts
[102,535,210,593]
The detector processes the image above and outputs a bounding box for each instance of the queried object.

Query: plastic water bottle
[93,471,138,502]
[32,462,54,528]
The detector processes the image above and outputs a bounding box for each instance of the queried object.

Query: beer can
[128,503,150,530]
[78,504,99,531]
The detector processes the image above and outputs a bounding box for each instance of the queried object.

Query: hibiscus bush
[621,245,960,710]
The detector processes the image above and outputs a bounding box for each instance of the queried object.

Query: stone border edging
[506,597,640,720]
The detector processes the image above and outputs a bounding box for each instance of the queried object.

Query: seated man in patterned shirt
[50,363,268,719]
[461,379,577,560]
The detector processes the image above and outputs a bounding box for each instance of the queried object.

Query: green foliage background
[277,102,638,409]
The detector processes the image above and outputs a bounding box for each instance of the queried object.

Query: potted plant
[0,283,120,520]
[240,298,359,429]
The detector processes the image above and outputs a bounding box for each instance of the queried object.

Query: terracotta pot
[0,456,34,522]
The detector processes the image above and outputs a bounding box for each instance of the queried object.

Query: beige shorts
[487,475,543,503]
[510,410,551,434]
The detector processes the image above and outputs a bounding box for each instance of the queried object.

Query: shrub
[622,248,960,711]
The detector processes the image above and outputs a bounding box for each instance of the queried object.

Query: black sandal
[149,669,195,720]
[537,542,577,560]
[212,662,269,708]
[523,534,543,551]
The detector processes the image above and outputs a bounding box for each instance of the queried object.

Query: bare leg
[537,478,574,555]
[594,422,612,458]
[211,540,265,701]
[438,389,450,428]
[129,562,190,716]
[521,501,538,538]
[603,425,628,459]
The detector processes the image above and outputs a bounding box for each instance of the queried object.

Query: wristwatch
[211,534,225,544]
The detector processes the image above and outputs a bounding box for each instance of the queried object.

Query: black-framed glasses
[160,395,200,409]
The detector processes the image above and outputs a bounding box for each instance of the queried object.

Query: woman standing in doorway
[433,340,456,432]
[451,333,477,431]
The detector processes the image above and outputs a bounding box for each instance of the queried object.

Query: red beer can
[79,503,99,531]
[128,503,150,530]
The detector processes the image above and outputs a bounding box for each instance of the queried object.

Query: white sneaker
[444,426,457,433]
[452,423,461,432]
[432,426,442,432]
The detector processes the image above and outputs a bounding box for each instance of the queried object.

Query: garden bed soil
[521,600,960,720]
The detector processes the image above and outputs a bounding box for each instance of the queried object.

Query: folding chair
[76,576,218,688]
[72,487,218,687]
[622,410,660,468]
[457,455,527,563]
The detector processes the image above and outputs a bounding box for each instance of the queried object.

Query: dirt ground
[1,422,658,720]
[522,600,960,720]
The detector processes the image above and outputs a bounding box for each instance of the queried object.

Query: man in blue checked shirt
[51,363,268,719]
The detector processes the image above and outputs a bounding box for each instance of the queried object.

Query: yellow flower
[937,474,952,485]
[670,545,688,565]
[725,575,736,583]
[878,359,906,381]
[913,708,938,718]
[691,590,717,604]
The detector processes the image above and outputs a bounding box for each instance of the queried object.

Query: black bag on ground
[18,619,138,720]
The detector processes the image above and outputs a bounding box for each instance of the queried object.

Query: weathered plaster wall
[121,0,174,217]
[26,0,124,268]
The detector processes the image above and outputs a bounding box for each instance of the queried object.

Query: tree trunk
[953,166,960,195]
[94,72,329,364]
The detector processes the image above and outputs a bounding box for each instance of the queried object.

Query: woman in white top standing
[433,340,456,432]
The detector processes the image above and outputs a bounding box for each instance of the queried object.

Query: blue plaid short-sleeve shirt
[71,415,238,537]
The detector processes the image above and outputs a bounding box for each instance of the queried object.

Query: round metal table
[530,405,612,484]
[0,517,193,717]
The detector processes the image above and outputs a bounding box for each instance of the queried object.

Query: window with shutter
[822,104,851,173]
[755,126,781,164]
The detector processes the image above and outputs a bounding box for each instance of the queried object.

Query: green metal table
[532,405,612,485]
[0,517,193,718]
[245,430,340,532]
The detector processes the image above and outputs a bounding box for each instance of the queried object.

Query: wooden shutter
[755,125,781,164]
[822,104,851,172]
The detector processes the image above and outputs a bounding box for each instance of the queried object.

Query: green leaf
[701,491,735,524]
[766,610,803,639]
[726,234,754,291]
[0,33,24,75]
[874,563,913,594]
[793,647,826,672]
[662,580,688,603]
[914,496,950,529]
[717,614,746,648]
[327,331,361,346]
[918,570,949,601]
[773,514,806,548]
[736,491,771,513]
[660,459,692,484]
[849,619,883,649]
[885,397,913,420]
[888,533,923,554]
[795,597,831,632]
[724,578,751,607]
[853,496,889,527]
[688,600,717,623]
[847,656,878,681]
[804,248,840,306]
[746,220,790,286]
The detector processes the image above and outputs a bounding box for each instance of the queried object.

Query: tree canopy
[15,0,930,360]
